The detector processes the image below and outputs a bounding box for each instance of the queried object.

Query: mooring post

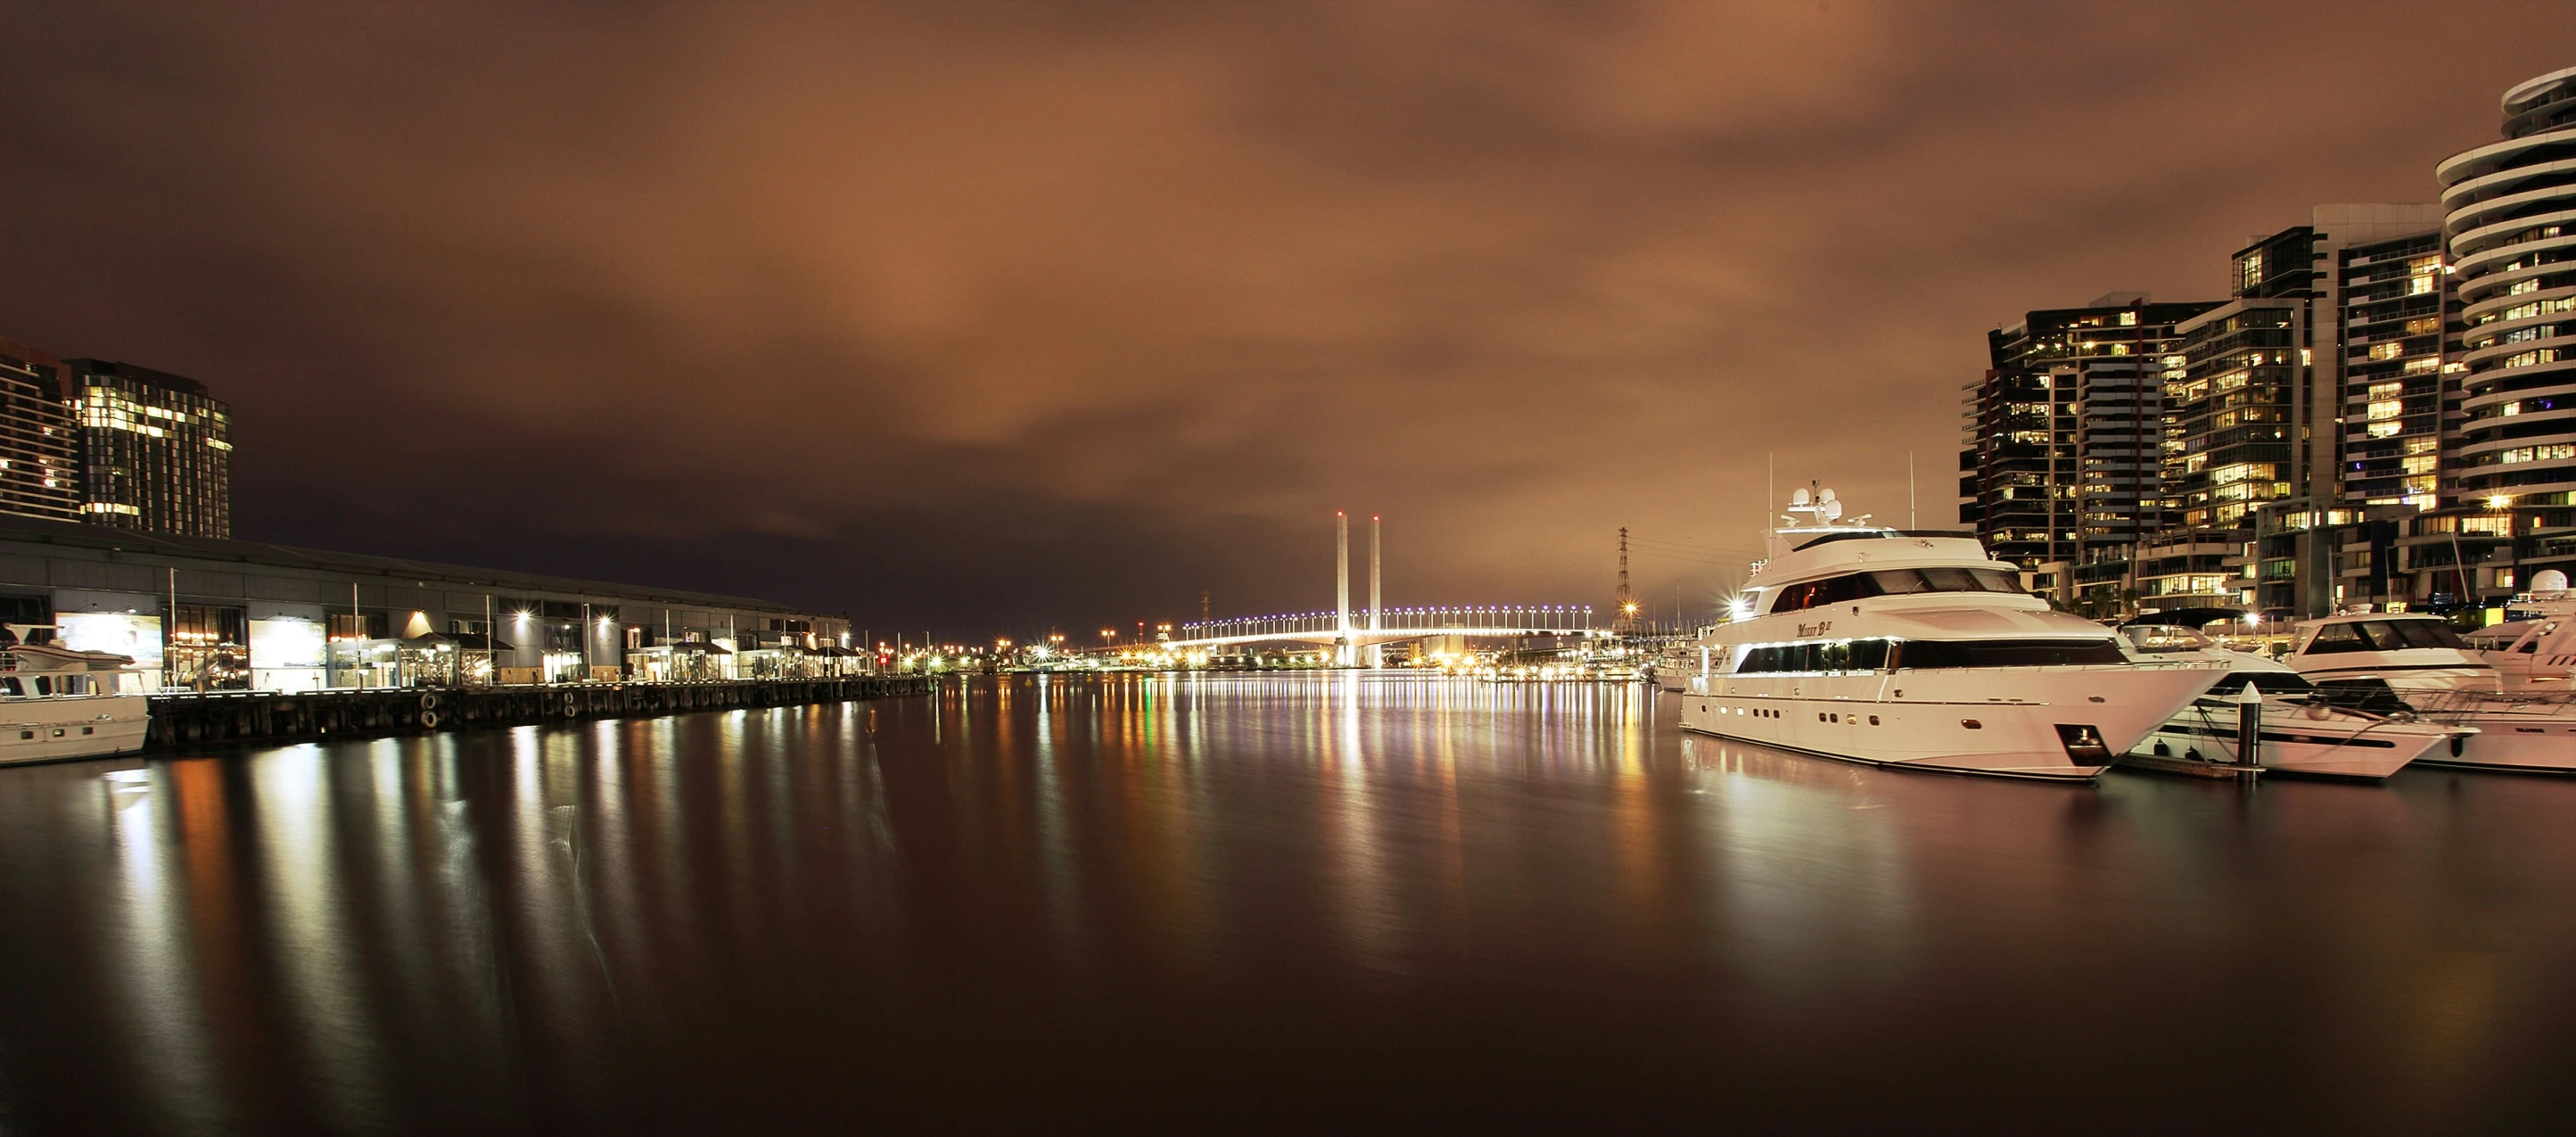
[2236,685,2263,768]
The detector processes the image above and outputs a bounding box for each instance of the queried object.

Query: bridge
[1168,604,1599,652]
[1127,512,1610,665]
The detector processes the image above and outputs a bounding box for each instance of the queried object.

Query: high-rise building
[2443,65,2576,507]
[1961,296,2219,573]
[0,335,80,523]
[62,358,233,539]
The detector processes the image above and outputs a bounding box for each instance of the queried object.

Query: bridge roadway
[1163,605,1597,650]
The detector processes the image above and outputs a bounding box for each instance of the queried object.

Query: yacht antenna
[1909,450,1917,529]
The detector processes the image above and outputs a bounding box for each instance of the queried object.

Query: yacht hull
[1680,665,2216,781]
[2411,703,2576,774]
[0,695,150,766]
[2136,696,2454,780]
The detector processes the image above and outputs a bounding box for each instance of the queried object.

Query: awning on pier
[662,641,731,655]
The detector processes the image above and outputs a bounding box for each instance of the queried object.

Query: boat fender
[420,710,439,729]
[420,693,440,711]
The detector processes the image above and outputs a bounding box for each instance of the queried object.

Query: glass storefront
[249,615,327,691]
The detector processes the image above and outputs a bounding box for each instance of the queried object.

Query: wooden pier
[144,674,938,749]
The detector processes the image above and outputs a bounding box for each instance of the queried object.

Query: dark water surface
[4,674,2575,1133]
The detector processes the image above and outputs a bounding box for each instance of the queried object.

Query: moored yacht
[2284,612,2576,774]
[2462,569,2576,688]
[1676,486,2219,781]
[2113,619,2464,780]
[0,625,152,766]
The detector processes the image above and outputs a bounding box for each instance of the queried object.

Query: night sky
[0,2,2564,637]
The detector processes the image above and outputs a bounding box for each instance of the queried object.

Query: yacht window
[1770,567,2027,613]
[2302,623,2368,654]
[1867,570,1933,595]
[2311,679,2416,715]
[1894,639,2127,668]
[1969,569,2027,593]
[1732,639,1893,673]
[2361,620,2466,650]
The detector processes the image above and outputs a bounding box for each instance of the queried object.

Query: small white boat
[0,626,152,766]
[2284,612,2576,774]
[2114,621,2465,780]
[1676,485,2219,781]
[1651,645,1692,692]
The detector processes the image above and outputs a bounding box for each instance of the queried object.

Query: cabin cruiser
[2462,569,2576,687]
[1676,486,2219,781]
[2284,612,2576,774]
[0,624,152,765]
[1651,642,1696,692]
[2114,617,2464,780]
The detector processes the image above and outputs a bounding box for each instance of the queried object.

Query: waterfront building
[1960,295,2220,575]
[0,514,856,691]
[2317,67,2576,614]
[2326,213,2454,509]
[61,358,233,539]
[2445,65,2576,509]
[0,335,80,523]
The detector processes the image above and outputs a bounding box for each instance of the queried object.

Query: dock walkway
[146,674,937,749]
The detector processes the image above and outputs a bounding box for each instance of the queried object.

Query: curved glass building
[2444,66,2576,503]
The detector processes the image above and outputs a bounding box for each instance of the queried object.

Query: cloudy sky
[0,1,2564,635]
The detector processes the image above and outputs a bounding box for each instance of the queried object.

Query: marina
[5,672,2574,1132]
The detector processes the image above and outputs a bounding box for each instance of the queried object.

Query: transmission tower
[1614,526,1637,631]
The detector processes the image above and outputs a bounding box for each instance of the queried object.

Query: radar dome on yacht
[1790,488,1811,506]
[2535,569,2570,593]
[1819,489,1837,503]
[1823,499,1843,522]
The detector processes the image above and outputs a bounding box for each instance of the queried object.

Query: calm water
[3,674,2574,1133]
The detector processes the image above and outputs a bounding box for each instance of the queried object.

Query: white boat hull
[2135,696,2457,780]
[1680,665,2216,781]
[2408,699,2576,774]
[0,695,150,766]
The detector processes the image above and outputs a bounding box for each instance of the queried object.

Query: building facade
[0,515,858,691]
[2329,221,2454,509]
[2444,66,2576,508]
[62,358,233,539]
[1960,296,2219,572]
[0,335,80,523]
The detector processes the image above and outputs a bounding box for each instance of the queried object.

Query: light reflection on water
[2,674,2575,1132]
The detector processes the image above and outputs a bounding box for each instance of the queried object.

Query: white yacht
[2114,620,2465,780]
[0,626,152,765]
[1676,487,2219,781]
[2284,612,2576,774]
[2461,569,2576,687]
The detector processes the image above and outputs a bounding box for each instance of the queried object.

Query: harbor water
[4,674,2574,1132]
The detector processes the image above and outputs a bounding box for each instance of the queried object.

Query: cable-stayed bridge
[1166,604,1598,651]
[1138,511,1609,664]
